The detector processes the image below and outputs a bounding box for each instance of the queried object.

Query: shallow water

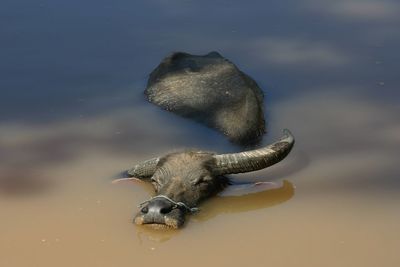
[1,0,400,266]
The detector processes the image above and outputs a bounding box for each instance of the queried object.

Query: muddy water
[1,0,400,266]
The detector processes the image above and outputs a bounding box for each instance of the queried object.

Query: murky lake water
[1,0,400,266]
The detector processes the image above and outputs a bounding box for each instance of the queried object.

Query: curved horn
[127,157,160,178]
[213,129,294,175]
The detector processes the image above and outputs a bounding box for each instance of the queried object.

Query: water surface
[1,0,400,266]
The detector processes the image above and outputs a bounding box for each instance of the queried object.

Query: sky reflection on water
[1,0,399,122]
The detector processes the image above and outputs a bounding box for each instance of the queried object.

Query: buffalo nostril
[160,206,172,214]
[141,206,149,214]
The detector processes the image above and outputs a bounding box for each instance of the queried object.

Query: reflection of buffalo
[119,130,294,229]
[194,180,295,221]
[145,51,265,146]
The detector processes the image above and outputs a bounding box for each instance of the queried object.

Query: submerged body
[145,51,265,146]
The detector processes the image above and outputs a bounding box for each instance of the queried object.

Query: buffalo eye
[151,177,160,188]
[192,176,209,186]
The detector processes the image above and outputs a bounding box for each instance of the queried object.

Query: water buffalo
[119,129,294,229]
[145,51,265,146]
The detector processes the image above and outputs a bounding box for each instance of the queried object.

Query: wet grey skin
[127,129,294,229]
[145,51,265,146]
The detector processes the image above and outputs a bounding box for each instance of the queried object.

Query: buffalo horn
[127,157,160,178]
[213,129,294,175]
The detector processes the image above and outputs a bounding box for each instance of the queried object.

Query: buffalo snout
[134,198,185,229]
[141,198,173,215]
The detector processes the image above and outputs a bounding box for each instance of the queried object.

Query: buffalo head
[120,129,294,229]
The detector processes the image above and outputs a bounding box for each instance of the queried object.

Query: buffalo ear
[111,177,143,184]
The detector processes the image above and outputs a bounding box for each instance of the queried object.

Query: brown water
[1,0,400,266]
